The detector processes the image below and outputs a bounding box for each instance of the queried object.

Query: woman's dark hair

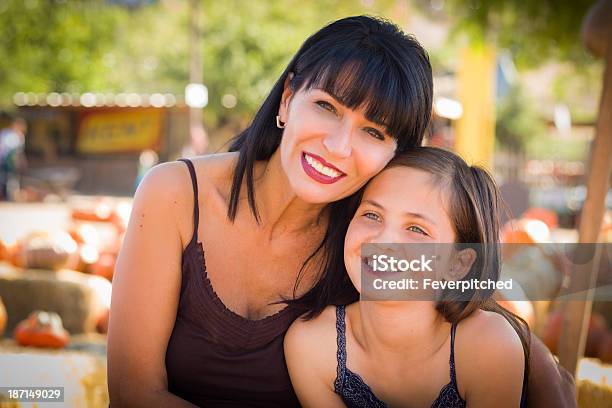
[384,147,531,398]
[227,16,433,313]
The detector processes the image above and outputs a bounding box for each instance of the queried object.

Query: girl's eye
[364,127,385,141]
[316,100,337,114]
[407,225,427,235]
[363,212,381,222]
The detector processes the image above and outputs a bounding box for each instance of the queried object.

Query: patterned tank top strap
[334,305,348,394]
[449,322,459,388]
[177,158,200,245]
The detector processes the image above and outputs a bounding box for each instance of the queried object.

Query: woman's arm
[459,312,525,408]
[284,310,345,408]
[107,162,197,407]
[526,335,577,407]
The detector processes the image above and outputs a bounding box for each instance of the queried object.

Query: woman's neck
[252,149,328,240]
[353,301,450,359]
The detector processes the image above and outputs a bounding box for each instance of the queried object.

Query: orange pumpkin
[90,253,116,281]
[96,309,109,334]
[6,241,26,268]
[523,207,559,229]
[0,297,6,336]
[0,239,7,261]
[14,311,70,349]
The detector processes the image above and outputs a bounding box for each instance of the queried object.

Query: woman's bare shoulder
[189,152,239,183]
[137,153,238,244]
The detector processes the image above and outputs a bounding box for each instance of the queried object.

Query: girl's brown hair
[387,146,530,393]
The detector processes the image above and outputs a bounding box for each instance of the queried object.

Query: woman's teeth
[305,154,341,178]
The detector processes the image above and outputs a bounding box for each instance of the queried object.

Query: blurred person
[0,117,27,200]
[134,149,159,191]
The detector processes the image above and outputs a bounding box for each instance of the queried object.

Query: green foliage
[442,0,596,68]
[0,0,124,102]
[0,0,400,130]
[495,85,546,151]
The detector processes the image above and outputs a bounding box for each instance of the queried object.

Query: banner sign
[77,108,163,154]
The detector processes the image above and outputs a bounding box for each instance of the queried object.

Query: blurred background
[0,0,610,406]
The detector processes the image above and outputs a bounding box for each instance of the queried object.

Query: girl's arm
[107,163,197,407]
[284,309,346,408]
[459,311,525,408]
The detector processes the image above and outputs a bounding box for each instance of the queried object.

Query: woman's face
[277,86,397,204]
[343,166,456,293]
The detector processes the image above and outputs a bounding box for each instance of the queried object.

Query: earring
[276,115,285,129]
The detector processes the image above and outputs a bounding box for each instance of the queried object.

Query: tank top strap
[449,322,459,387]
[177,158,200,245]
[334,305,347,394]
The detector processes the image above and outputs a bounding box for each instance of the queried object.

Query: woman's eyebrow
[312,89,389,131]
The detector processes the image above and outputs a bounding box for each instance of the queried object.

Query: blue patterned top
[333,305,466,408]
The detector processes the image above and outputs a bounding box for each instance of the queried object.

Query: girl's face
[277,86,397,204]
[344,166,457,293]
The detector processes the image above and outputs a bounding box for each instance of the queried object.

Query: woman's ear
[278,72,295,123]
[445,248,477,281]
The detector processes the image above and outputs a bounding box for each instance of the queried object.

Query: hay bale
[577,380,612,408]
[577,358,612,407]
[0,263,110,335]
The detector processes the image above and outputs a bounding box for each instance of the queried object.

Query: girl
[108,16,433,407]
[285,147,530,407]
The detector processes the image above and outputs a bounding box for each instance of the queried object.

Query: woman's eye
[316,100,337,114]
[363,212,381,222]
[407,225,427,235]
[364,128,385,141]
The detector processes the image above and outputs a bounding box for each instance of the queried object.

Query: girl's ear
[278,72,295,123]
[445,248,477,281]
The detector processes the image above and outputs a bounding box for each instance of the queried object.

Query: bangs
[299,45,429,151]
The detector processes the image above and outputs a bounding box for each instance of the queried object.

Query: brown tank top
[165,159,302,407]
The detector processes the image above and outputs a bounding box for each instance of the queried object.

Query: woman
[285,147,529,407]
[108,15,433,407]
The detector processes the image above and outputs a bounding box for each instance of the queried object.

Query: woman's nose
[322,124,352,158]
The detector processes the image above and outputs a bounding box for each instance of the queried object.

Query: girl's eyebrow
[362,198,437,226]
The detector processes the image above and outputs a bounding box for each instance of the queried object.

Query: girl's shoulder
[284,305,340,378]
[457,308,525,351]
[286,305,339,347]
[454,309,525,397]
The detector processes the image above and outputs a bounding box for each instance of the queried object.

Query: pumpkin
[14,311,70,349]
[6,241,26,268]
[90,253,116,281]
[71,199,114,222]
[96,309,109,334]
[0,239,7,261]
[522,207,559,229]
[544,310,610,358]
[20,231,77,270]
[0,297,6,336]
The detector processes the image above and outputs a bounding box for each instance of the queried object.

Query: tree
[442,0,595,67]
[0,0,124,103]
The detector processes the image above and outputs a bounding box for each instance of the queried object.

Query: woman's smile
[301,151,347,184]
